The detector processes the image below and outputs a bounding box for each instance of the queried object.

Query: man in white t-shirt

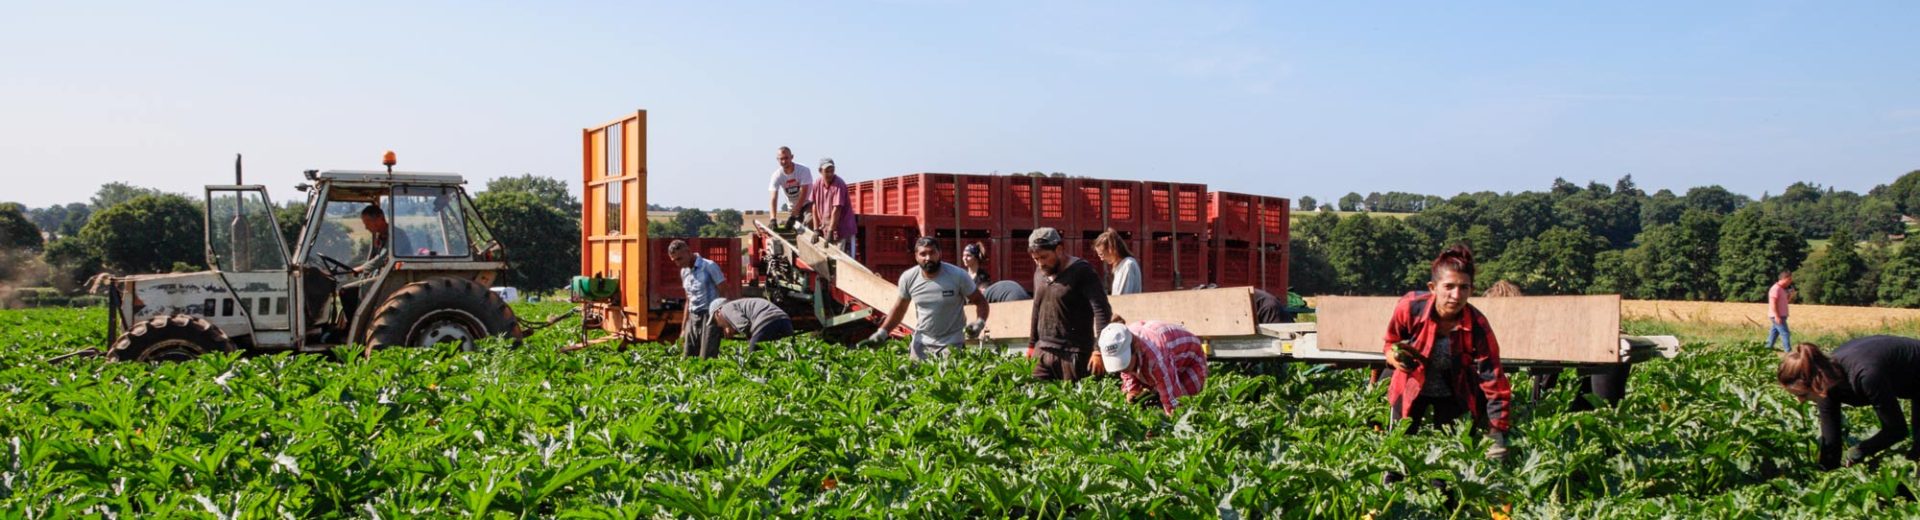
[768,146,812,229]
[869,237,991,360]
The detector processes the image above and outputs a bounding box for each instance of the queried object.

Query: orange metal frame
[581,110,672,340]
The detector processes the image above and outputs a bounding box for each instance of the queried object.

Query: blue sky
[4,1,1917,210]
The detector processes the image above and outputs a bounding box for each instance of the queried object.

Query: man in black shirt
[1024,227,1112,381]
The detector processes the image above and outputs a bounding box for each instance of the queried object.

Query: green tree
[1881,169,1920,216]
[1715,207,1808,302]
[475,190,580,291]
[1483,227,1607,295]
[1326,213,1420,295]
[1683,185,1747,216]
[41,237,101,292]
[648,220,687,238]
[78,194,204,274]
[274,202,309,248]
[673,209,713,234]
[1591,249,1637,296]
[701,209,745,237]
[1876,241,1920,308]
[1295,210,1341,249]
[1641,189,1686,228]
[1338,192,1364,212]
[1297,196,1317,212]
[1800,241,1868,306]
[1286,237,1337,295]
[485,174,580,219]
[0,203,43,251]
[1629,209,1724,300]
[90,182,164,211]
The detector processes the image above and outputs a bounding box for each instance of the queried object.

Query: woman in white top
[1094,228,1143,295]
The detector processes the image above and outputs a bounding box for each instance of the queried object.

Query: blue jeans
[1766,318,1791,352]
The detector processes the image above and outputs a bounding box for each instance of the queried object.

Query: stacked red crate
[1257,243,1289,296]
[1212,244,1254,288]
[998,238,1037,292]
[850,179,877,215]
[856,214,921,269]
[1075,179,1144,236]
[1207,192,1258,243]
[647,237,743,305]
[1144,181,1209,236]
[1003,176,1038,234]
[1143,234,1208,292]
[1034,176,1077,233]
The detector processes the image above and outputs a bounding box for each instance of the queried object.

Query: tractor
[100,154,520,361]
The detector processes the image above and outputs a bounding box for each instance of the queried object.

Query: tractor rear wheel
[111,314,235,362]
[364,277,520,352]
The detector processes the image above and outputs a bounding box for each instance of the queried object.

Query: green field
[1,304,1917,517]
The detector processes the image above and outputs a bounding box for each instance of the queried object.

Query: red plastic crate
[850,180,877,215]
[999,238,1037,293]
[1145,182,1209,235]
[1004,176,1038,232]
[1034,176,1076,233]
[1075,179,1144,235]
[647,237,742,305]
[1257,244,1288,296]
[897,173,1004,235]
[1212,243,1254,288]
[855,214,922,267]
[1143,234,1208,292]
[1207,192,1259,243]
[877,177,907,215]
[1253,195,1290,246]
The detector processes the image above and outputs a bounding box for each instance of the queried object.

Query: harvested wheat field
[1622,300,1920,333]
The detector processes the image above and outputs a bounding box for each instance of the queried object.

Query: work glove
[965,319,987,339]
[1025,343,1036,358]
[865,330,891,346]
[1486,430,1510,461]
[1845,447,1868,468]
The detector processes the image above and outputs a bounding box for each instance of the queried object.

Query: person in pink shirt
[1767,271,1797,352]
[809,158,857,255]
[1090,318,1209,416]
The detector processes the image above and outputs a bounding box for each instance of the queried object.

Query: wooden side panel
[965,287,1256,341]
[1315,295,1622,363]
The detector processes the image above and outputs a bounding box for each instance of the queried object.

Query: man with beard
[870,237,990,360]
[1025,227,1112,381]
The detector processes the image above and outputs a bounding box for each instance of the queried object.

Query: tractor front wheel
[111,314,235,362]
[364,277,520,352]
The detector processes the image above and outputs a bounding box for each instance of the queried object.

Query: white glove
[865,330,890,345]
[1487,431,1510,460]
[965,319,987,339]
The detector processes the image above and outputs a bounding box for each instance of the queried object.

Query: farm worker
[962,242,992,287]
[1767,271,1797,352]
[767,146,812,229]
[708,297,795,351]
[352,204,414,275]
[869,237,990,360]
[1026,227,1113,381]
[1091,318,1209,416]
[1778,337,1920,470]
[1093,228,1142,296]
[1251,289,1287,324]
[809,158,857,255]
[983,280,1031,303]
[1381,244,1513,460]
[669,240,727,358]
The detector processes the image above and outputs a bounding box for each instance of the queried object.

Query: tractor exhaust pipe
[234,153,243,184]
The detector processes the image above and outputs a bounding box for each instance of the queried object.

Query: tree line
[1287,172,1920,307]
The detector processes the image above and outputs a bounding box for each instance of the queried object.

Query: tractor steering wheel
[314,254,356,276]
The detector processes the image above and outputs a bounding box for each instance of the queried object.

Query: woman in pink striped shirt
[1091,317,1209,416]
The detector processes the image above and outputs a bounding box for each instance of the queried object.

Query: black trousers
[1032,347,1090,381]
[744,318,795,351]
[680,310,719,358]
[1393,395,1468,435]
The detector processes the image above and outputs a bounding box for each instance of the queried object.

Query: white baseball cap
[1097,323,1133,373]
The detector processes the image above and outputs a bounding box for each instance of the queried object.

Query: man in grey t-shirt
[870,237,990,360]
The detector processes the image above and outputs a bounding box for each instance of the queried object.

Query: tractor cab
[105,155,519,362]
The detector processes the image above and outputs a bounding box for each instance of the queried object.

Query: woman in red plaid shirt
[1382,244,1513,460]
[1091,317,1209,416]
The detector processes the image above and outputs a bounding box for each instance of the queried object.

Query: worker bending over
[1381,244,1512,460]
[708,297,796,352]
[1092,317,1208,416]
[1779,336,1920,469]
[869,237,989,360]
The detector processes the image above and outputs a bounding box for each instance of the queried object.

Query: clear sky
[4,1,1917,211]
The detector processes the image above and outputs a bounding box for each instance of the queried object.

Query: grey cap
[818,157,835,170]
[1029,227,1063,248]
